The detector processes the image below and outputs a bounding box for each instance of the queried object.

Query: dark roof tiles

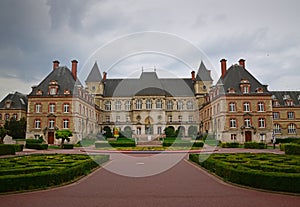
[0,92,28,110]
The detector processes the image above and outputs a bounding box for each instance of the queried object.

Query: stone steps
[137,141,162,146]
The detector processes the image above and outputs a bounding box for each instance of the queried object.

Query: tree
[164,126,175,137]
[55,130,73,148]
[0,126,7,144]
[4,117,26,139]
[188,126,198,137]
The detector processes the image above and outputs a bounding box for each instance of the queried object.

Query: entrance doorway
[48,132,54,144]
[245,131,252,142]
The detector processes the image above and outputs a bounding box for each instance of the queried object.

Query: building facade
[26,60,99,144]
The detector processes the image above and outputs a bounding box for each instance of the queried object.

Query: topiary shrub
[284,143,300,155]
[25,143,48,150]
[0,144,15,155]
[62,144,74,149]
[221,142,240,148]
[244,142,266,149]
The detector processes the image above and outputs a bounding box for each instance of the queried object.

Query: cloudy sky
[0,0,299,99]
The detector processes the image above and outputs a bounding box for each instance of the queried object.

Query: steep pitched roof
[85,62,102,83]
[217,64,270,95]
[270,91,300,106]
[29,66,81,96]
[0,92,28,110]
[196,61,213,81]
[103,71,194,97]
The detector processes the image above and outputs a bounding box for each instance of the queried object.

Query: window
[274,124,281,134]
[157,127,162,135]
[49,87,57,95]
[168,115,172,123]
[136,99,142,110]
[5,113,10,120]
[178,115,182,122]
[64,103,70,113]
[243,102,250,112]
[104,101,111,111]
[126,115,130,122]
[231,134,237,141]
[137,127,141,135]
[230,118,236,128]
[49,120,55,129]
[288,112,295,119]
[272,101,280,107]
[116,115,120,123]
[167,100,173,110]
[146,99,152,109]
[63,119,69,129]
[187,100,193,110]
[244,118,251,128]
[49,103,55,113]
[115,100,121,111]
[177,101,183,110]
[229,102,236,112]
[242,86,249,94]
[125,100,131,111]
[285,100,294,106]
[13,114,17,120]
[273,112,280,120]
[288,123,296,134]
[36,103,42,113]
[34,119,41,129]
[105,116,110,123]
[259,134,266,142]
[258,102,264,112]
[258,118,265,128]
[156,99,162,109]
[188,115,193,123]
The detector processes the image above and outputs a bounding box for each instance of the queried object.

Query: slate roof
[85,62,102,83]
[270,91,300,106]
[217,64,270,95]
[29,66,82,96]
[196,61,213,81]
[0,92,28,110]
[103,72,195,97]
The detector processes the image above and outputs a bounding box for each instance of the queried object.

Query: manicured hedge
[163,140,204,148]
[284,143,300,155]
[276,138,300,144]
[220,142,240,148]
[95,139,136,148]
[189,153,300,193]
[0,144,15,155]
[25,143,48,150]
[244,142,266,149]
[62,144,74,149]
[0,154,109,193]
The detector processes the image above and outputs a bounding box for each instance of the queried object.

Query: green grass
[0,154,109,193]
[190,153,300,193]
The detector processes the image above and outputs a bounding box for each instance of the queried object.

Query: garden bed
[189,153,300,193]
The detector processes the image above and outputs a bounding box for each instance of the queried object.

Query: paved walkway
[0,151,299,207]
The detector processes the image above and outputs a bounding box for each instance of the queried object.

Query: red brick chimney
[220,59,227,78]
[53,60,60,70]
[191,71,196,81]
[103,72,107,81]
[239,59,245,68]
[71,60,78,80]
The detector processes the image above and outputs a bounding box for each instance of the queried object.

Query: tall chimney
[103,72,107,81]
[220,59,227,78]
[239,59,245,68]
[191,71,196,81]
[53,60,60,70]
[71,60,78,80]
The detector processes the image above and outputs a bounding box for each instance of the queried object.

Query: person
[272,135,276,149]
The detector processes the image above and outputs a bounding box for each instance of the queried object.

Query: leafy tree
[103,126,112,138]
[164,126,175,137]
[55,130,72,148]
[0,126,8,144]
[4,117,26,139]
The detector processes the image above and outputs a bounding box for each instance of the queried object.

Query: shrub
[62,144,74,149]
[26,138,43,144]
[163,140,203,148]
[284,143,300,155]
[221,142,240,148]
[0,144,15,155]
[7,144,24,152]
[244,142,266,149]
[25,143,48,150]
[276,138,300,144]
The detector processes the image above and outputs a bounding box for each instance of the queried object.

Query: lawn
[190,153,300,193]
[0,154,109,193]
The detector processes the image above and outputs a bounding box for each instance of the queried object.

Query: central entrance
[245,131,252,142]
[48,132,54,144]
[145,116,153,135]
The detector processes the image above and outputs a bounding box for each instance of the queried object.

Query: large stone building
[85,61,213,140]
[0,92,28,127]
[26,60,99,144]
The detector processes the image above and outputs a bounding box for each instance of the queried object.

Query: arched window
[156,99,162,109]
[136,99,142,110]
[125,100,131,111]
[187,100,193,110]
[115,100,121,111]
[274,124,281,134]
[288,123,296,134]
[146,99,152,109]
[167,100,173,110]
[177,100,183,110]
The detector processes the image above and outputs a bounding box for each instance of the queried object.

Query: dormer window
[64,90,71,95]
[5,100,12,109]
[36,89,43,95]
[285,100,294,106]
[227,88,236,94]
[49,87,57,95]
[271,95,277,100]
[49,80,59,95]
[240,79,250,94]
[256,87,264,93]
[283,94,290,100]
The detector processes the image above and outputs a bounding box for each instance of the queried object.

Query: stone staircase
[135,135,162,146]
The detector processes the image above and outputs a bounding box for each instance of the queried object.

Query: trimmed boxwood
[189,153,300,193]
[62,144,74,149]
[163,140,204,148]
[0,154,109,193]
[276,138,300,144]
[25,143,48,150]
[221,142,240,148]
[284,143,300,155]
[0,144,15,155]
[244,142,266,149]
